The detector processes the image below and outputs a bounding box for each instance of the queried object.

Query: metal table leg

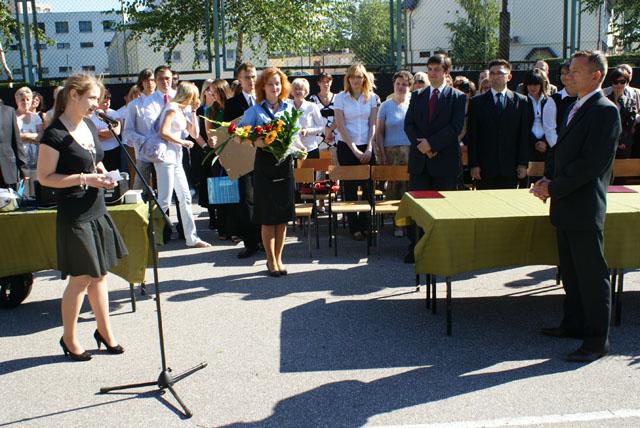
[129,283,136,312]
[615,270,624,326]
[431,275,437,314]
[446,276,452,336]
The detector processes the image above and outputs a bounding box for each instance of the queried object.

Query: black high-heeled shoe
[94,330,125,354]
[60,337,92,361]
[266,261,281,277]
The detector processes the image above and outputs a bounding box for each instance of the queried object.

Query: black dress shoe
[60,337,92,361]
[266,262,281,277]
[237,247,259,259]
[94,330,125,354]
[541,326,582,339]
[564,347,608,363]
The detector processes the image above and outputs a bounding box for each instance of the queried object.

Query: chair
[370,165,409,255]
[612,158,640,183]
[327,165,372,256]
[293,167,316,257]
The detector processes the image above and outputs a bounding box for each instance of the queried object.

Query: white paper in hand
[106,170,123,182]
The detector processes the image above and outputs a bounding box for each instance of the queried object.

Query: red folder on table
[608,186,637,193]
[409,191,445,198]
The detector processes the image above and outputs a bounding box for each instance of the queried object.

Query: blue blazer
[404,85,466,178]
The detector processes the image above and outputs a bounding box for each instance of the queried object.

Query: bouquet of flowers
[201,109,305,167]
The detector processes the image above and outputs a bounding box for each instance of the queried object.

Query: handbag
[139,134,167,163]
[0,188,19,212]
[207,175,240,205]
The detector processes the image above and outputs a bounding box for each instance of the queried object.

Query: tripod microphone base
[99,362,208,418]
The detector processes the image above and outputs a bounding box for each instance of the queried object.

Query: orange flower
[276,120,283,132]
[265,131,277,145]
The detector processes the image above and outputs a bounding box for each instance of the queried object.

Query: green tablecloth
[0,203,160,284]
[395,187,640,277]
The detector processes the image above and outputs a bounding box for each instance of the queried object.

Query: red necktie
[428,88,439,122]
[163,94,169,105]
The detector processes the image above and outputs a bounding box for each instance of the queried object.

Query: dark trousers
[407,173,457,248]
[238,172,260,250]
[556,228,611,352]
[337,142,375,235]
[476,176,518,189]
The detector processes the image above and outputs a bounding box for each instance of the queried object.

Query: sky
[42,0,122,13]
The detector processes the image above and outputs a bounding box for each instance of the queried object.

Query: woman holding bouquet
[240,67,300,277]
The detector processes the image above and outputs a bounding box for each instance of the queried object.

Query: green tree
[349,0,391,67]
[582,0,640,52]
[445,0,500,64]
[118,0,351,72]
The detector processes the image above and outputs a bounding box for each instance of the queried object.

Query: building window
[82,65,96,72]
[102,20,115,32]
[226,48,235,61]
[55,21,69,34]
[80,42,94,48]
[34,43,47,50]
[59,66,72,73]
[79,21,92,33]
[104,41,111,47]
[57,42,71,49]
[37,22,45,32]
[12,68,22,75]
[9,44,19,51]
[163,51,182,63]
[41,67,49,74]
[196,50,208,61]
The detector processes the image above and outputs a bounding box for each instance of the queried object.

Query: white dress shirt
[296,100,325,152]
[243,91,255,107]
[123,90,175,159]
[91,107,120,151]
[333,90,377,146]
[490,88,508,108]
[541,97,558,147]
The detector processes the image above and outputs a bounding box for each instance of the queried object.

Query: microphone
[96,111,119,127]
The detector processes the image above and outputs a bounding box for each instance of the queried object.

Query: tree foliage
[0,2,52,48]
[118,0,352,72]
[349,0,391,67]
[582,0,640,52]
[445,0,500,64]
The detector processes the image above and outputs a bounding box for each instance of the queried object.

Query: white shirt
[541,97,558,147]
[574,87,602,110]
[123,90,175,160]
[155,102,189,165]
[428,81,447,98]
[295,100,325,152]
[557,88,570,99]
[528,95,545,139]
[91,107,119,151]
[243,91,255,107]
[333,90,377,146]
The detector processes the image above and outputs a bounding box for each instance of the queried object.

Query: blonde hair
[255,67,290,103]
[200,78,215,102]
[15,86,33,100]
[291,78,310,95]
[344,63,372,101]
[53,74,104,122]
[173,81,199,107]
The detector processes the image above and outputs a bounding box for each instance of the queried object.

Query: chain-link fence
[1,0,638,88]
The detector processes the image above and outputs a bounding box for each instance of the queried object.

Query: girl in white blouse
[291,78,325,158]
[333,63,378,241]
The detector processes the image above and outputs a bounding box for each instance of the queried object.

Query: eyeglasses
[415,80,426,84]
[612,80,628,85]
[489,71,509,76]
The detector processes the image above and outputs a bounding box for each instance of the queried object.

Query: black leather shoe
[541,326,582,339]
[564,347,608,363]
[60,337,92,361]
[237,247,259,259]
[94,330,125,354]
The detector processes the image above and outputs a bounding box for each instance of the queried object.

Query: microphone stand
[98,119,207,418]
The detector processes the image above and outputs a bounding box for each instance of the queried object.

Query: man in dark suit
[0,103,23,189]
[532,51,621,363]
[223,62,261,259]
[468,59,530,189]
[403,54,466,262]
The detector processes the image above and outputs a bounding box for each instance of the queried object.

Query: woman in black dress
[38,74,128,361]
[239,67,299,277]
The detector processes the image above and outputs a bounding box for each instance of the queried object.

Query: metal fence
[0,0,635,87]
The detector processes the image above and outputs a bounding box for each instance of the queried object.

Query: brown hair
[255,67,290,103]
[209,78,232,113]
[488,59,511,70]
[344,63,372,101]
[236,62,256,76]
[573,50,608,83]
[53,74,104,122]
[392,70,414,87]
[427,54,452,72]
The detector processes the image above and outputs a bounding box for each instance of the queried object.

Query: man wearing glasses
[468,59,529,189]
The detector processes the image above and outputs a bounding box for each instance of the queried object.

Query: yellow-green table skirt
[0,203,163,284]
[395,187,640,277]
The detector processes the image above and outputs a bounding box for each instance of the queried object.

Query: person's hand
[300,129,308,137]
[324,128,334,143]
[182,139,194,149]
[460,144,468,154]
[517,165,527,180]
[530,177,550,202]
[378,151,387,165]
[351,145,364,160]
[618,143,626,151]
[87,173,116,189]
[470,167,481,180]
[416,138,431,155]
[360,148,372,164]
[254,137,266,148]
[426,150,438,159]
[209,133,219,148]
[535,141,548,153]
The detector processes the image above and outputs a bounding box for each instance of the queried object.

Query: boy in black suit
[403,54,466,262]
[532,51,621,363]
[0,103,23,188]
[223,63,261,259]
[468,59,529,189]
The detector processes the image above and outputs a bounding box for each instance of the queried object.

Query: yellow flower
[265,131,277,146]
[276,120,283,132]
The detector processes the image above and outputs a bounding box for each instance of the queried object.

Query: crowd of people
[0,53,638,361]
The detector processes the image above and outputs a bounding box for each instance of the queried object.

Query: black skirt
[252,150,294,225]
[56,212,128,279]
